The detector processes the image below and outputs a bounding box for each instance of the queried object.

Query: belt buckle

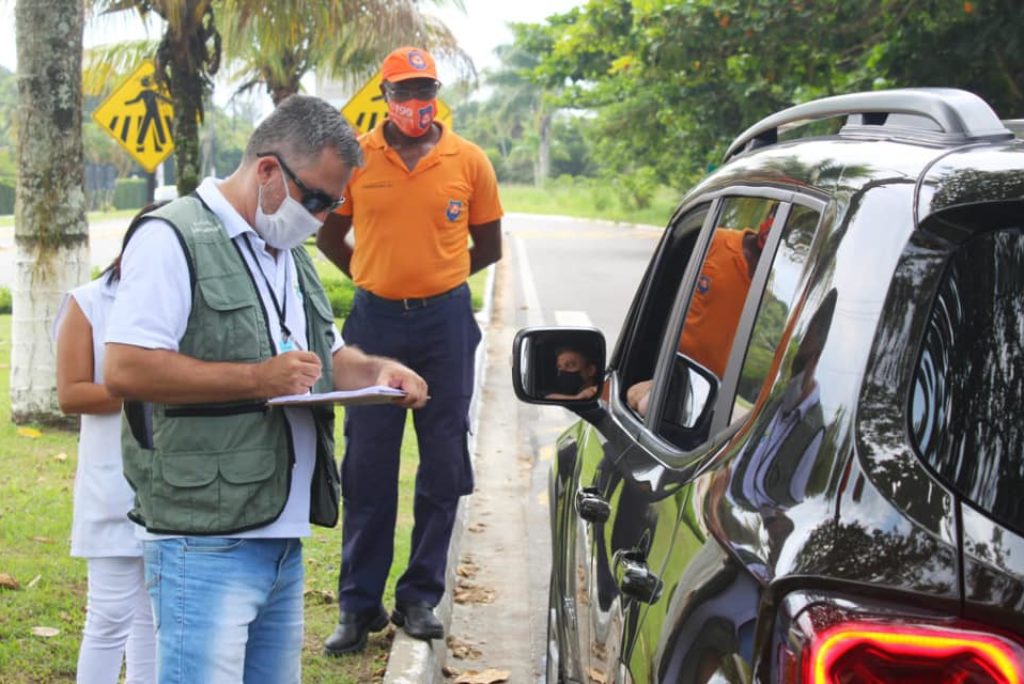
[402,297,427,311]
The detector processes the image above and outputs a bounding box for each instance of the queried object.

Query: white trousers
[77,556,156,684]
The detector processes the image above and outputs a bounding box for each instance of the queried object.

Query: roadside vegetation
[0,263,487,682]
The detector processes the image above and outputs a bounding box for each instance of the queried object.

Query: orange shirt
[337,123,503,299]
[679,229,754,377]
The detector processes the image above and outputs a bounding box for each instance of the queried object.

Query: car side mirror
[659,353,719,448]
[512,327,606,409]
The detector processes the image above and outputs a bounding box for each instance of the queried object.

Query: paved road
[446,213,661,683]
[0,217,130,287]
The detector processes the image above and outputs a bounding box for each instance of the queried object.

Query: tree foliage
[518,0,1024,188]
[219,0,470,106]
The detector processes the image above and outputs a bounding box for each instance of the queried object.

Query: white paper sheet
[267,385,406,407]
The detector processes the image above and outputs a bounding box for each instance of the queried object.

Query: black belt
[356,284,465,311]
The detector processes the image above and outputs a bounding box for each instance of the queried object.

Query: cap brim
[383,72,438,83]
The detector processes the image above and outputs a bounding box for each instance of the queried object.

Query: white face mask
[254,170,323,250]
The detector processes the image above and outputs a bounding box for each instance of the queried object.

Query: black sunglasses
[383,81,440,102]
[256,151,345,213]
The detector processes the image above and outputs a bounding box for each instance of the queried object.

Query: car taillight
[775,602,1024,684]
[806,622,1024,684]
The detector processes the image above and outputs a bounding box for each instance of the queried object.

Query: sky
[0,0,587,109]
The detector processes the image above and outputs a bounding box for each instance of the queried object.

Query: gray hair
[245,94,363,170]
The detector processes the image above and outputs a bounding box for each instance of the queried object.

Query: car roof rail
[723,88,1014,162]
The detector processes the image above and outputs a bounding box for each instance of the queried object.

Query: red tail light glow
[805,622,1024,684]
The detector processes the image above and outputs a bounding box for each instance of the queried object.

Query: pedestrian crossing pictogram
[341,73,452,136]
[92,60,175,172]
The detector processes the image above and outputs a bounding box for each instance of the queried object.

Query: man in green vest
[103,94,428,683]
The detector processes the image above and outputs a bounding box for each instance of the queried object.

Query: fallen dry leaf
[31,536,54,544]
[587,667,608,683]
[453,669,510,684]
[302,588,336,605]
[447,635,482,660]
[467,522,487,533]
[31,626,60,638]
[453,581,495,605]
[26,574,41,589]
[442,665,461,678]
[456,561,480,579]
[17,427,41,439]
[52,452,68,462]
[0,573,20,590]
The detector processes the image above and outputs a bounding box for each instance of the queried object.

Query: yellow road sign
[92,60,174,173]
[341,73,451,135]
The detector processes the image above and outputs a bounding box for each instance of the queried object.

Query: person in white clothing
[54,210,160,684]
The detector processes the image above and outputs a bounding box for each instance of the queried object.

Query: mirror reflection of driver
[627,210,776,416]
[545,346,598,401]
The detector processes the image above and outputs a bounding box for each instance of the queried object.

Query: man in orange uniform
[318,46,503,654]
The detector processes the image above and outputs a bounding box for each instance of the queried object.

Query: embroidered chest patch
[446,199,464,221]
[697,274,712,294]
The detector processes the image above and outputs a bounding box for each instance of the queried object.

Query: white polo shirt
[105,177,343,539]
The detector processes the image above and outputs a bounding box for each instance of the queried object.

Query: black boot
[324,605,389,656]
[391,600,444,640]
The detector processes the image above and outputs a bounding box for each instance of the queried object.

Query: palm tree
[91,1,221,195]
[485,27,561,186]
[11,0,89,424]
[219,0,471,106]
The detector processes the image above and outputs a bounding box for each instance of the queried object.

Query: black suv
[513,88,1024,683]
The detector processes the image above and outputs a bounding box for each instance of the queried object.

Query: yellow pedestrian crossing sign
[92,60,174,173]
[341,73,451,135]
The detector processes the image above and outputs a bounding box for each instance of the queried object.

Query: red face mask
[387,98,437,137]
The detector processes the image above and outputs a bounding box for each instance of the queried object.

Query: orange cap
[380,46,437,83]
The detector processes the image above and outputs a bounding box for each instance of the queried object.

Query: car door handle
[575,487,611,524]
[614,550,663,604]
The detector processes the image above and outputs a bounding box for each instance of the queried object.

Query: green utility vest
[120,196,340,535]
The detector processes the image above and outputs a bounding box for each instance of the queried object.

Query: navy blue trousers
[337,284,480,614]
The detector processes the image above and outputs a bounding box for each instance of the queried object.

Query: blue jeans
[143,537,303,684]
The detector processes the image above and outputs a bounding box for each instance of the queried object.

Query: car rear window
[910,227,1024,536]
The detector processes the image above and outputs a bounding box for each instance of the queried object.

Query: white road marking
[554,310,594,328]
[512,233,545,328]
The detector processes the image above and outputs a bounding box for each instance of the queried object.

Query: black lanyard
[243,234,293,343]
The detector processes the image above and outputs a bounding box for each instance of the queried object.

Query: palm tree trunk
[536,110,552,187]
[12,0,88,425]
[170,54,204,196]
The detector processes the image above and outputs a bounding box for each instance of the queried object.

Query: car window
[618,203,710,404]
[731,204,821,423]
[653,196,781,447]
[910,226,1024,537]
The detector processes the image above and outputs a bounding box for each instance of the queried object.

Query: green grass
[0,313,422,683]
[0,266,490,681]
[500,180,680,228]
[0,209,140,229]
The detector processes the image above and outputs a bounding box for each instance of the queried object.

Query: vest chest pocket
[152,449,283,533]
[191,275,263,361]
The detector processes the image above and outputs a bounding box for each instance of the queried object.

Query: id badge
[279,336,296,353]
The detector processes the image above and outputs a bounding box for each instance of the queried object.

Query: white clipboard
[267,385,406,407]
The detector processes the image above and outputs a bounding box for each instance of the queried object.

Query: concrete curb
[382,263,497,684]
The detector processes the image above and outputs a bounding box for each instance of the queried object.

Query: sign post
[92,60,175,173]
[341,73,452,135]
